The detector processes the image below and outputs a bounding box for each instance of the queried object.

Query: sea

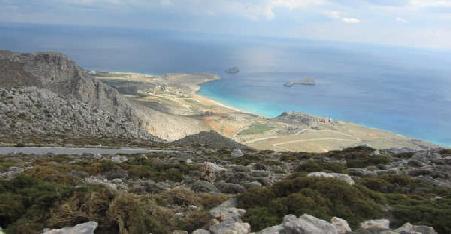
[1,23,451,146]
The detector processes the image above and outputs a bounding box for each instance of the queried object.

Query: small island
[284,77,316,87]
[225,66,240,74]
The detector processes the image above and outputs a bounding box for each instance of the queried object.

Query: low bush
[0,175,73,233]
[295,160,347,173]
[238,176,385,231]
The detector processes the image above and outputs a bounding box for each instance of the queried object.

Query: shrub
[238,176,385,231]
[0,176,73,233]
[346,155,391,168]
[244,207,280,231]
[296,160,347,173]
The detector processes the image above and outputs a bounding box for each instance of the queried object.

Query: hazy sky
[1,0,451,48]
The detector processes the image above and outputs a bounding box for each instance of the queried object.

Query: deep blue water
[1,23,451,146]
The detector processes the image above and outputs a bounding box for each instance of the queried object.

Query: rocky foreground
[1,145,450,233]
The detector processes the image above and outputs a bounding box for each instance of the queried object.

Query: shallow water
[1,23,450,146]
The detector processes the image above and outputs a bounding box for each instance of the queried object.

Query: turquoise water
[1,23,451,146]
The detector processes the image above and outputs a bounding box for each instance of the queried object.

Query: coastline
[94,71,439,152]
[193,76,260,116]
[195,75,442,149]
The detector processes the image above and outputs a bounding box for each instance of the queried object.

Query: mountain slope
[0,50,157,141]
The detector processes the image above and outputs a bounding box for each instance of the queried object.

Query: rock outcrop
[0,87,148,138]
[208,199,251,234]
[43,221,98,234]
[0,50,157,140]
[258,214,338,234]
[257,214,437,234]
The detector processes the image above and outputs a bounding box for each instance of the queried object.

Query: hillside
[0,51,157,142]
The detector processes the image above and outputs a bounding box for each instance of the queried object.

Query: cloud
[342,17,361,24]
[396,17,408,23]
[409,0,451,8]
[325,11,361,24]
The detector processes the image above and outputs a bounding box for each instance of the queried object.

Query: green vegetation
[325,146,392,168]
[0,176,224,234]
[0,175,73,233]
[359,175,451,233]
[238,173,451,233]
[0,159,16,170]
[125,158,200,182]
[238,176,384,231]
[238,123,275,136]
[296,160,347,173]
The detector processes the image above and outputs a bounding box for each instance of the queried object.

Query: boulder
[173,231,188,234]
[360,219,390,231]
[209,199,251,234]
[209,219,251,234]
[231,149,244,158]
[258,225,284,234]
[192,229,211,234]
[307,172,355,185]
[43,221,98,234]
[259,214,338,234]
[394,222,437,234]
[331,217,351,234]
[201,162,227,182]
[111,155,128,163]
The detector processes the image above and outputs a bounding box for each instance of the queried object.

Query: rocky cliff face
[0,50,156,140]
[0,87,149,139]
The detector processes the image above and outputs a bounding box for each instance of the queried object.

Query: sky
[1,0,451,48]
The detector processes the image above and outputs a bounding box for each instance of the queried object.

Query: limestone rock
[259,214,338,234]
[209,199,251,234]
[0,51,158,141]
[360,219,390,231]
[394,222,437,234]
[111,155,128,163]
[173,231,188,234]
[192,229,211,234]
[201,162,226,182]
[43,221,98,234]
[331,217,352,234]
[283,214,338,234]
[231,148,244,158]
[307,172,355,185]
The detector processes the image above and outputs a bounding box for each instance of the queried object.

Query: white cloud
[342,17,361,24]
[409,0,451,8]
[396,17,408,23]
[270,0,325,10]
[325,11,361,24]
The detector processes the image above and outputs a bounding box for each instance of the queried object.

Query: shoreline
[194,74,444,149]
[94,71,441,151]
[194,76,261,116]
